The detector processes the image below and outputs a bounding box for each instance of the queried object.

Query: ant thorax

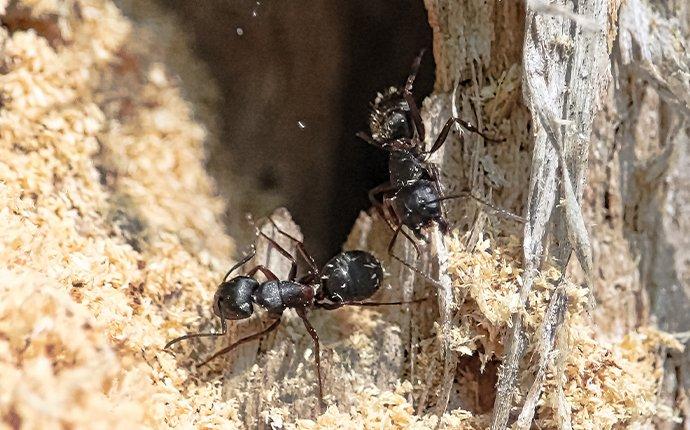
[389,150,427,187]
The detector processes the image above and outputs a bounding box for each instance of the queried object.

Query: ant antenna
[164,318,228,350]
[224,245,257,281]
[427,193,526,223]
[405,48,426,93]
[165,246,257,350]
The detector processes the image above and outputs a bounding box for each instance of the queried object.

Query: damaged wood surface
[492,1,611,428]
[422,0,688,429]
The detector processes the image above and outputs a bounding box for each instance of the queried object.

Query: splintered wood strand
[516,282,568,428]
[491,1,610,428]
[431,227,457,417]
[618,0,690,113]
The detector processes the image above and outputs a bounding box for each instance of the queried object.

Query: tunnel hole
[154,1,433,262]
[332,2,435,259]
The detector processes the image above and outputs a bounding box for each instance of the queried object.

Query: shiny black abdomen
[392,179,442,237]
[320,251,383,302]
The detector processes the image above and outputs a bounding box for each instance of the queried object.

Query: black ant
[164,217,423,412]
[357,50,523,263]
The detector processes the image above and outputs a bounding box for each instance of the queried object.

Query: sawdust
[0,0,237,427]
[0,0,683,429]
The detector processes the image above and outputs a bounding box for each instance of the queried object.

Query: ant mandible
[164,216,423,412]
[357,50,523,263]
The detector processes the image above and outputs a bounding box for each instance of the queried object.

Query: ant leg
[387,225,429,281]
[223,245,257,281]
[425,166,451,235]
[388,252,445,287]
[425,117,454,158]
[369,182,398,230]
[405,92,425,145]
[387,225,421,260]
[255,229,297,281]
[425,117,503,160]
[369,182,395,206]
[426,163,442,183]
[248,217,300,281]
[317,296,429,310]
[266,216,318,274]
[449,117,503,142]
[432,193,527,223]
[401,227,422,256]
[348,296,429,307]
[387,226,402,258]
[382,196,404,233]
[295,307,324,413]
[246,265,279,281]
[164,318,228,350]
[197,318,281,368]
[404,50,426,143]
[437,218,450,235]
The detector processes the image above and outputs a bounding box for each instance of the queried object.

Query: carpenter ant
[357,50,523,260]
[164,217,423,412]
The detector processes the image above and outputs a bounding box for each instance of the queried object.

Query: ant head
[369,87,414,144]
[320,251,383,302]
[213,276,259,320]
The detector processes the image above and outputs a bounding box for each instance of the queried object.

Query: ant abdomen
[320,250,383,302]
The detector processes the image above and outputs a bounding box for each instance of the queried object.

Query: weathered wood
[422,0,688,428]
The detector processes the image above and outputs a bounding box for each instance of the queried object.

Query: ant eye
[387,111,412,140]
